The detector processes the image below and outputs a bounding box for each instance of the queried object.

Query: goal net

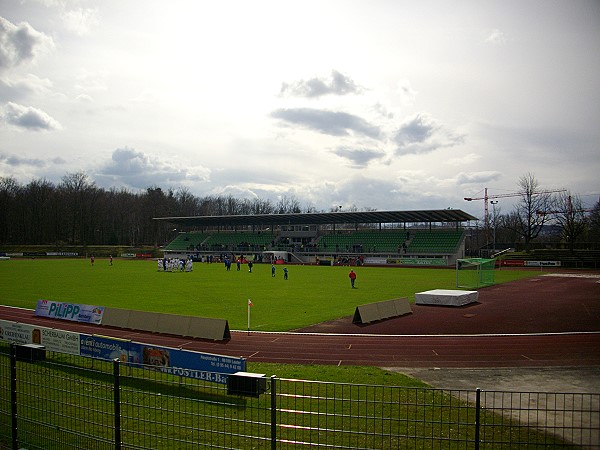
[456,258,496,289]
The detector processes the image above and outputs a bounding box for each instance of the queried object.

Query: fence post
[271,375,277,450]
[113,359,121,450]
[10,344,18,450]
[474,388,481,450]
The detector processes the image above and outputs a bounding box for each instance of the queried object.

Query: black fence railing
[1,343,598,449]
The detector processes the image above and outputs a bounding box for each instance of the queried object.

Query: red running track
[1,272,599,368]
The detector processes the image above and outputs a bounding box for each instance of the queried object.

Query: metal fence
[1,343,598,449]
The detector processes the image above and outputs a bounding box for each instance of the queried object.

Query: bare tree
[495,212,520,248]
[550,192,588,251]
[175,187,200,216]
[588,199,600,243]
[275,195,301,214]
[0,177,21,243]
[508,173,554,252]
[22,178,57,244]
[249,198,274,215]
[60,171,98,245]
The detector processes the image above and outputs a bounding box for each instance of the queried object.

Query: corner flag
[247,299,253,334]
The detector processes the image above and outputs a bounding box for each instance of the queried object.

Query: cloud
[3,102,62,131]
[62,8,99,36]
[280,70,362,98]
[209,184,260,201]
[372,102,394,120]
[476,122,599,165]
[396,79,418,106]
[0,153,46,168]
[74,68,108,93]
[271,108,382,139]
[456,171,502,185]
[96,147,210,190]
[52,156,67,165]
[320,174,454,211]
[446,152,481,166]
[0,16,54,71]
[393,113,465,155]
[332,147,385,168]
[0,74,53,102]
[485,29,508,45]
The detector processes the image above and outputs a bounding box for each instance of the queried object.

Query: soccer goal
[456,258,496,289]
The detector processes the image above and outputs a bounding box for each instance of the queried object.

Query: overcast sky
[1,0,599,219]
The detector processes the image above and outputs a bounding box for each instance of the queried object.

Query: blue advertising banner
[80,334,142,363]
[2,318,244,385]
[35,300,104,324]
[148,346,245,384]
[78,333,245,385]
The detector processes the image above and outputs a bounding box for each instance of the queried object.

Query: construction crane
[464,187,566,230]
[536,195,593,217]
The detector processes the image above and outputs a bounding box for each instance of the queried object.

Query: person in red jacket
[349,269,357,288]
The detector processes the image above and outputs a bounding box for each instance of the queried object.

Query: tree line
[0,171,598,251]
[477,173,599,252]
[0,171,308,247]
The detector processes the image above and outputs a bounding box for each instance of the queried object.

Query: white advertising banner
[524,260,561,267]
[0,320,81,354]
[0,320,33,345]
[35,300,104,324]
[39,327,81,355]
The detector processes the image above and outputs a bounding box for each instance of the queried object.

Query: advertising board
[35,300,104,324]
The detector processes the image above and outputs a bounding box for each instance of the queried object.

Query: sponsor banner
[0,320,80,354]
[386,257,447,266]
[0,320,34,345]
[525,260,561,267]
[39,327,81,354]
[500,260,524,266]
[365,257,448,266]
[153,347,245,384]
[1,322,245,385]
[364,257,388,265]
[3,252,78,257]
[79,334,245,384]
[160,366,229,384]
[121,253,136,258]
[35,300,104,324]
[170,350,244,374]
[80,334,143,363]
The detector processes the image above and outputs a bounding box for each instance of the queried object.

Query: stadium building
[155,209,477,267]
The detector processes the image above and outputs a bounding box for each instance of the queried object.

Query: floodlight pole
[490,200,498,255]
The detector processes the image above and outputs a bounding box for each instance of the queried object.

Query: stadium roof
[154,209,477,228]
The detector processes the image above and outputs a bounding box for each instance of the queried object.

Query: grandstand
[155,209,476,267]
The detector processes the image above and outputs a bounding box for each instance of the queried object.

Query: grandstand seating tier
[166,229,465,256]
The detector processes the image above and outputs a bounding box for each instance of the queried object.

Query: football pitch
[0,258,536,332]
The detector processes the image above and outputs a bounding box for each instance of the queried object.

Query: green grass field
[0,260,574,448]
[0,258,538,331]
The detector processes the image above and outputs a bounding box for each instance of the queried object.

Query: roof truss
[154,209,477,228]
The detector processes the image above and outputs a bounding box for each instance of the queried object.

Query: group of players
[157,257,193,272]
